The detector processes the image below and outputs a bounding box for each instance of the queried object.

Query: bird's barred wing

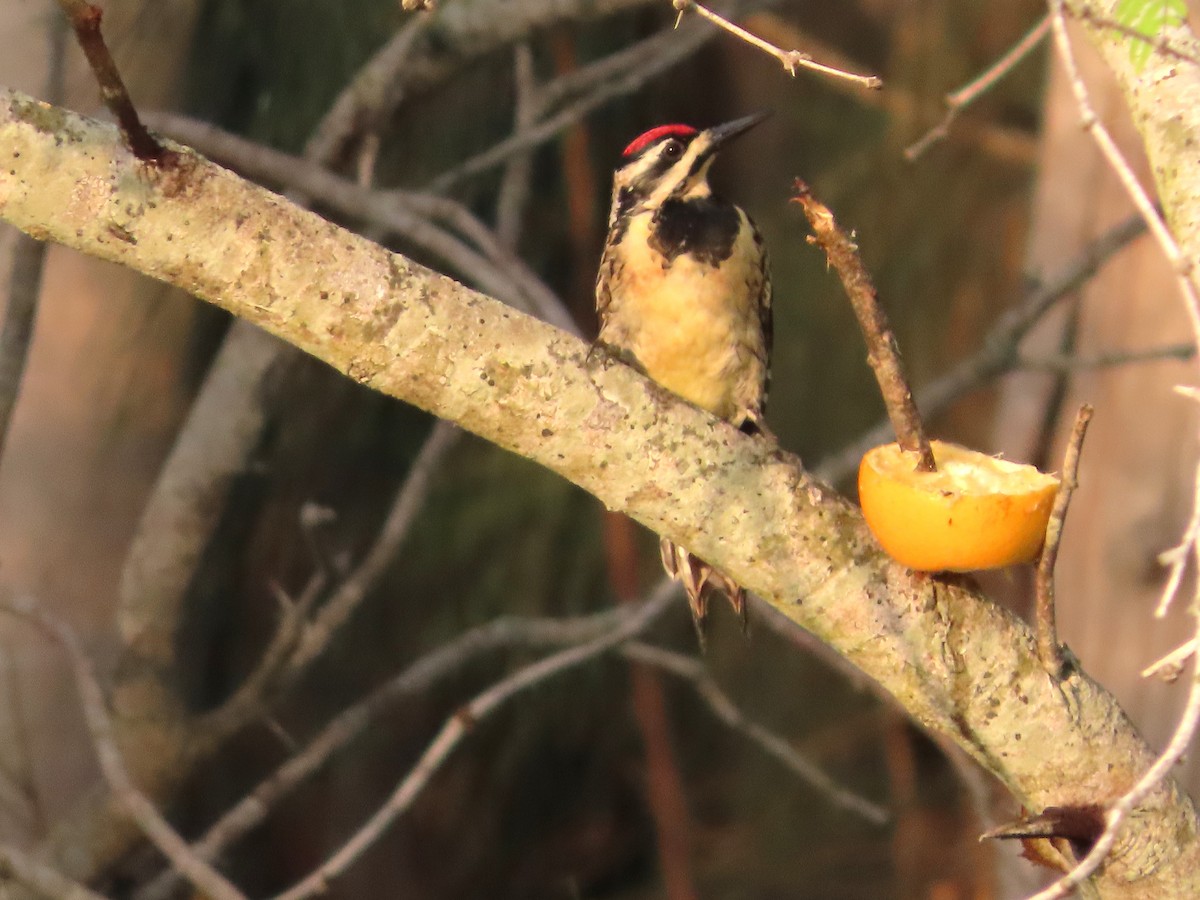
[594,245,616,330]
[752,221,773,418]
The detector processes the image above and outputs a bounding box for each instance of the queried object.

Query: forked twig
[906,15,1050,160]
[272,584,677,900]
[2,598,247,900]
[0,842,109,900]
[622,643,889,824]
[670,0,882,89]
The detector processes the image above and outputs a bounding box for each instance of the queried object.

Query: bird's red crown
[622,124,698,158]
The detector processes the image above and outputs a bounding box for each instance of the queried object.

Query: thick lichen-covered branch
[1,89,1198,896]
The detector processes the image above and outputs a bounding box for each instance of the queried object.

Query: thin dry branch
[1034,403,1093,676]
[906,15,1050,160]
[135,602,636,900]
[495,43,538,248]
[793,179,935,471]
[622,642,889,824]
[1142,638,1197,683]
[55,0,165,161]
[1051,5,1200,330]
[0,11,66,469]
[285,420,461,677]
[194,420,461,750]
[670,0,881,89]
[1017,342,1195,371]
[1,599,247,900]
[0,236,45,464]
[0,843,110,900]
[192,569,328,750]
[814,214,1146,484]
[272,584,677,900]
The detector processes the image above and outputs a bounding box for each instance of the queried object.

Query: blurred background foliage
[3,0,1151,897]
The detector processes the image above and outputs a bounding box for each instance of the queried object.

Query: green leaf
[1114,0,1187,71]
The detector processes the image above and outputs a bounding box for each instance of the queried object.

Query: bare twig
[0,236,45,466]
[2,598,247,900]
[0,643,43,835]
[283,419,462,679]
[134,602,636,900]
[1035,404,1093,676]
[1142,638,1197,683]
[670,0,881,89]
[0,843,110,900]
[1017,342,1196,371]
[55,0,166,161]
[190,420,464,747]
[622,643,889,824]
[0,11,66,470]
[495,43,538,248]
[1051,5,1200,339]
[303,16,432,167]
[272,582,678,900]
[193,571,328,749]
[906,15,1050,160]
[814,214,1146,484]
[793,179,936,471]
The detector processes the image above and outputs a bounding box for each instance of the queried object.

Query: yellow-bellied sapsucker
[594,112,772,631]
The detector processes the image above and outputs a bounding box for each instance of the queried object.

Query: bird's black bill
[706,110,772,150]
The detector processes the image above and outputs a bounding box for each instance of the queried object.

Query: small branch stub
[792,179,936,472]
[57,0,168,162]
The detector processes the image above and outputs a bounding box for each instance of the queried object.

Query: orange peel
[858,440,1061,572]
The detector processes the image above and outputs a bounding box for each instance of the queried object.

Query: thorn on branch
[983,803,1106,861]
[56,0,169,162]
[792,179,935,472]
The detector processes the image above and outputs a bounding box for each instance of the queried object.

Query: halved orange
[858,441,1061,572]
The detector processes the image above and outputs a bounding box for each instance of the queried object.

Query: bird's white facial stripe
[616,134,715,209]
[647,136,713,206]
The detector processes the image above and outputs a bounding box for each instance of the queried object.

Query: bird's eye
[662,140,682,159]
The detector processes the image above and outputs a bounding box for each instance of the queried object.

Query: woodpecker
[594,112,772,632]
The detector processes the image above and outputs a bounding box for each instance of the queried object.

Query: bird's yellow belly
[616,256,761,421]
